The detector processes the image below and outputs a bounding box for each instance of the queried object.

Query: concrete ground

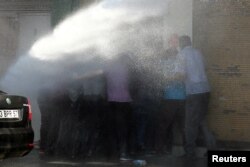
[0,147,207,167]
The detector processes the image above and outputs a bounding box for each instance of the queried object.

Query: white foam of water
[0,0,172,95]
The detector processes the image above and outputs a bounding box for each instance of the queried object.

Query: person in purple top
[105,57,132,103]
[104,54,133,161]
[72,54,133,160]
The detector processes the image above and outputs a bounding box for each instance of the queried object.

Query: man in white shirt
[179,35,216,158]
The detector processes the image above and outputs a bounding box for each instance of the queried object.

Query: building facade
[0,0,52,76]
[193,0,250,145]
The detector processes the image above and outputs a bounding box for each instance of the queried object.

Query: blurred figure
[37,87,53,155]
[79,73,106,157]
[66,66,107,158]
[179,35,216,158]
[156,34,186,154]
[39,83,70,157]
[130,53,163,155]
[104,54,133,161]
[51,82,72,157]
[63,81,82,158]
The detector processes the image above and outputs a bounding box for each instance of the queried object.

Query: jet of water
[0,0,173,96]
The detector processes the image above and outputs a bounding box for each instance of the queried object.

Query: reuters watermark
[208,151,250,167]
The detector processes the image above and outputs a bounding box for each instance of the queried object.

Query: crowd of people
[37,35,216,161]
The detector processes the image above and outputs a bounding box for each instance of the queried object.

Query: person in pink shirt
[105,57,132,103]
[104,54,133,161]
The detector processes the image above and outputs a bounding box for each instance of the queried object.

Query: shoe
[120,156,132,161]
[120,153,132,161]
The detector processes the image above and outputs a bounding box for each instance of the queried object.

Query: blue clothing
[164,81,186,100]
[161,50,186,100]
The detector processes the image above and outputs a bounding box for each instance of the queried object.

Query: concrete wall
[0,14,19,77]
[17,13,51,56]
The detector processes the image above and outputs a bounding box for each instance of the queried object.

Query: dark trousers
[185,93,216,155]
[46,105,62,155]
[106,102,132,157]
[156,99,185,153]
[39,104,51,151]
[55,105,77,157]
[80,99,104,156]
[132,99,158,151]
[135,99,161,152]
[134,111,148,150]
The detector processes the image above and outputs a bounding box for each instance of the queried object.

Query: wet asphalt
[0,149,207,167]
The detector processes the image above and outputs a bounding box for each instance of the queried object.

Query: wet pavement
[0,149,207,167]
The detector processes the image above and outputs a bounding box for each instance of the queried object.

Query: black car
[0,91,34,159]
